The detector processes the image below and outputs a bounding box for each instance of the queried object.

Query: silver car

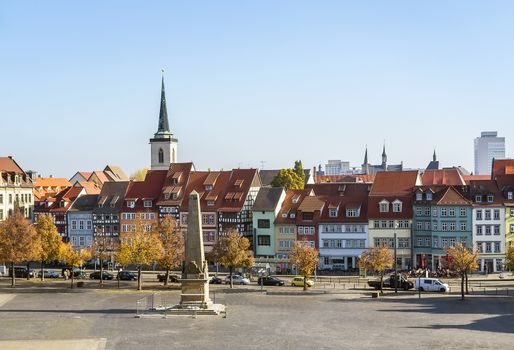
[224,275,250,285]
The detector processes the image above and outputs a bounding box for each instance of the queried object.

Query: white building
[0,157,34,222]
[324,160,350,175]
[474,131,505,175]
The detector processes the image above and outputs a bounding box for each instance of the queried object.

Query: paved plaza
[0,280,514,350]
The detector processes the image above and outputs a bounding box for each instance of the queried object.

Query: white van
[415,277,449,292]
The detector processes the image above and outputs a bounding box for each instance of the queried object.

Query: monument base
[166,303,226,316]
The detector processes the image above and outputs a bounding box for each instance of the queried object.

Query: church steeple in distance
[381,143,387,166]
[433,149,437,162]
[155,70,172,139]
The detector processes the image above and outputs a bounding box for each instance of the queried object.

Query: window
[257,235,271,246]
[257,219,270,229]
[494,209,500,220]
[424,222,430,230]
[426,193,433,201]
[432,208,437,217]
[475,195,482,202]
[143,200,152,208]
[329,209,337,218]
[415,207,422,216]
[476,210,482,220]
[432,221,438,230]
[485,242,492,253]
[127,201,135,208]
[494,225,500,235]
[485,210,491,220]
[494,242,500,253]
[416,237,423,247]
[346,209,358,217]
[79,236,85,246]
[449,208,455,217]
[71,220,77,230]
[417,221,423,230]
[442,238,449,247]
[379,200,389,213]
[72,236,77,246]
[511,224,514,233]
[392,201,402,213]
[9,194,12,204]
[424,207,430,216]
[298,226,304,234]
[508,192,513,200]
[158,148,164,163]
[0,210,3,220]
[487,195,494,203]
[0,194,3,203]
[424,237,430,247]
[398,238,410,248]
[449,222,456,231]
[302,212,313,221]
[485,226,491,235]
[79,220,84,230]
[460,222,467,231]
[433,237,438,248]
[449,238,456,247]
[442,222,448,231]
[511,209,514,217]
[460,208,466,217]
[476,225,483,235]
[207,201,215,207]
[441,208,447,217]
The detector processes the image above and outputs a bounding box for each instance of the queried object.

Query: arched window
[172,148,176,163]
[158,148,164,163]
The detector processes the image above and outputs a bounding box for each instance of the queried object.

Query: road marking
[0,294,15,307]
[0,338,107,350]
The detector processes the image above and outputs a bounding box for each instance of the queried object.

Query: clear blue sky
[1,1,513,177]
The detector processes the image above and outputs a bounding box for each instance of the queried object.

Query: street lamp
[394,223,399,294]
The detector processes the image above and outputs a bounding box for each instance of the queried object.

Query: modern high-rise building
[474,131,505,175]
[324,160,350,175]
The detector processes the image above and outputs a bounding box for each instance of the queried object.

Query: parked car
[89,271,114,280]
[209,276,223,284]
[258,276,285,286]
[38,269,60,278]
[415,277,449,292]
[157,274,180,283]
[117,271,137,281]
[224,275,251,285]
[9,267,35,278]
[291,276,314,287]
[368,274,414,290]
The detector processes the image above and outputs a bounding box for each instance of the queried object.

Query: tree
[35,214,63,281]
[289,242,318,291]
[271,169,304,190]
[209,230,253,288]
[505,245,514,273]
[359,246,394,294]
[0,211,41,287]
[293,160,305,185]
[92,232,116,285]
[63,243,91,289]
[446,243,479,300]
[156,216,184,286]
[130,168,148,181]
[116,220,163,290]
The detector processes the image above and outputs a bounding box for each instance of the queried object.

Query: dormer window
[487,195,494,203]
[475,195,482,202]
[127,200,135,208]
[205,185,213,191]
[426,193,433,201]
[346,209,359,217]
[416,192,422,201]
[292,194,300,204]
[508,192,513,200]
[172,178,178,185]
[164,193,170,200]
[392,200,402,213]
[143,200,152,208]
[329,209,337,218]
[290,213,296,219]
[207,200,214,206]
[172,193,178,200]
[379,200,389,213]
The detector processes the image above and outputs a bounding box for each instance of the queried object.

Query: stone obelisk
[170,190,224,315]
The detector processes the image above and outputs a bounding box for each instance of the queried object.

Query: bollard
[333,283,335,289]
[354,284,356,289]
[418,287,421,299]
[214,291,216,304]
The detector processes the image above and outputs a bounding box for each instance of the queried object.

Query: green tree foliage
[35,214,64,281]
[294,160,305,184]
[0,211,41,287]
[359,246,394,294]
[209,230,254,288]
[289,242,318,290]
[271,169,304,190]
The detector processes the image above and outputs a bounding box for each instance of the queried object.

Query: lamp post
[394,225,398,294]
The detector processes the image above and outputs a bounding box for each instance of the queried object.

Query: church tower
[150,73,178,170]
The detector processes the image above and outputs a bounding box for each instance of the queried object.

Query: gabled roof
[463,175,490,184]
[88,171,110,184]
[34,177,71,188]
[103,165,128,181]
[469,180,503,205]
[252,187,284,212]
[422,168,466,186]
[492,159,514,177]
[298,196,325,213]
[49,186,85,213]
[218,169,260,212]
[0,156,25,174]
[275,189,314,224]
[157,162,195,206]
[314,174,375,184]
[369,170,420,197]
[69,194,100,212]
[124,170,167,202]
[93,181,130,214]
[435,186,471,206]
[314,183,370,222]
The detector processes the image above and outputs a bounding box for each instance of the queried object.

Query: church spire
[381,142,387,166]
[363,145,368,165]
[155,70,171,138]
[433,149,437,162]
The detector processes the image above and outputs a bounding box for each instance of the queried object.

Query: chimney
[313,166,316,183]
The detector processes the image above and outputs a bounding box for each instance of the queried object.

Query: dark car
[157,273,180,283]
[89,271,114,280]
[9,267,35,278]
[258,276,285,286]
[209,276,223,284]
[117,271,137,281]
[368,274,414,290]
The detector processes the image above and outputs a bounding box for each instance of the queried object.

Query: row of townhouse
[253,166,514,274]
[0,156,35,222]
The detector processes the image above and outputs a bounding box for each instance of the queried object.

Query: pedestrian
[64,269,69,280]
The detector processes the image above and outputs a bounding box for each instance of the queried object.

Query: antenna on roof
[260,160,266,169]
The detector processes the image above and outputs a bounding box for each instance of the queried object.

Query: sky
[1,1,514,178]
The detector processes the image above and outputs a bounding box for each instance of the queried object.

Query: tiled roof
[298,196,325,212]
[92,181,130,214]
[89,171,110,184]
[34,177,71,188]
[122,170,167,211]
[435,186,471,206]
[463,175,491,184]
[103,165,128,181]
[156,162,194,206]
[492,159,514,177]
[369,170,420,197]
[180,171,231,212]
[469,180,503,205]
[316,183,370,222]
[218,169,260,212]
[78,181,101,195]
[367,196,413,219]
[252,187,284,212]
[69,194,100,212]
[0,156,24,173]
[422,168,466,186]
[314,174,375,184]
[275,189,314,224]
